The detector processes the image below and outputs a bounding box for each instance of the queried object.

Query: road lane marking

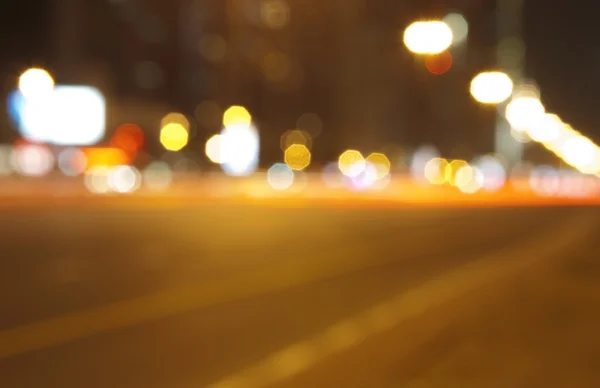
[206,376,251,388]
[0,223,496,359]
[202,213,592,388]
[0,212,589,364]
[262,341,316,382]
[319,320,364,353]
[0,211,536,359]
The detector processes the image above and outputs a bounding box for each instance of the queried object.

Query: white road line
[203,213,592,388]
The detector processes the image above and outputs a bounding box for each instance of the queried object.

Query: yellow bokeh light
[160,123,189,151]
[455,165,474,187]
[205,134,224,164]
[261,0,290,29]
[338,150,365,178]
[280,129,312,151]
[161,112,190,132]
[366,152,391,180]
[445,159,469,186]
[284,144,311,171]
[455,166,484,194]
[403,21,453,55]
[424,158,448,184]
[470,71,513,104]
[223,105,252,127]
[18,68,54,99]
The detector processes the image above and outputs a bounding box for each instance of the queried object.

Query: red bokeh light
[109,123,145,157]
[425,51,453,75]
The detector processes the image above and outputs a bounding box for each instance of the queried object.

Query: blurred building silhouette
[49,0,505,162]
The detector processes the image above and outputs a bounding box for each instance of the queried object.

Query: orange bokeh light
[13,137,37,147]
[83,147,130,170]
[425,51,453,75]
[110,123,145,157]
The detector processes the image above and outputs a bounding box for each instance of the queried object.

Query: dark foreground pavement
[0,201,596,387]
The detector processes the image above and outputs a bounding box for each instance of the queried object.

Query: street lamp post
[495,0,526,168]
[402,20,453,150]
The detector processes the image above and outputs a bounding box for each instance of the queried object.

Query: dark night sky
[1,0,599,146]
[524,2,600,143]
[0,1,52,81]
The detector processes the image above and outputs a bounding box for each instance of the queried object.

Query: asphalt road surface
[0,200,598,387]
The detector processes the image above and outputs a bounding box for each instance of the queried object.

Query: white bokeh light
[18,68,54,99]
[410,145,440,182]
[84,166,111,194]
[403,21,454,55]
[267,163,294,191]
[143,161,173,192]
[472,155,507,192]
[470,71,513,104]
[57,148,87,176]
[527,113,564,143]
[443,13,468,46]
[220,123,260,176]
[10,144,54,177]
[505,96,545,131]
[108,165,141,193]
[18,86,106,146]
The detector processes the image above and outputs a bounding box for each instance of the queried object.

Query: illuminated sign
[7,85,106,146]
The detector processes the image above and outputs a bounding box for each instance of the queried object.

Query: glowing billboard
[7,85,106,146]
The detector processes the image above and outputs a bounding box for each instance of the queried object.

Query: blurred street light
[424,157,448,185]
[223,105,252,128]
[267,163,294,191]
[280,130,312,151]
[542,124,577,153]
[161,112,190,132]
[526,113,564,143]
[424,52,453,75]
[18,68,54,99]
[365,152,391,180]
[284,144,311,171]
[557,135,600,174]
[455,165,484,194]
[470,71,513,104]
[160,123,189,151]
[18,85,106,146]
[142,161,173,192]
[83,147,130,170]
[205,134,224,164]
[471,155,507,192]
[338,150,365,178]
[445,159,469,186]
[220,123,260,176]
[443,13,469,46]
[505,95,545,132]
[403,21,453,55]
